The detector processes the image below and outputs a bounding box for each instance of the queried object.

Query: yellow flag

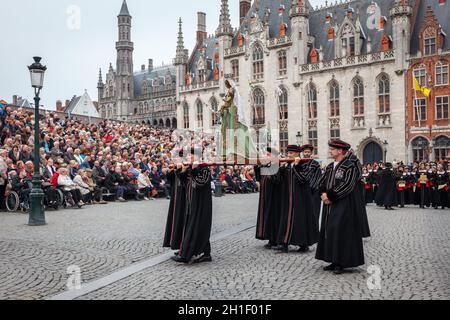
[413,76,431,97]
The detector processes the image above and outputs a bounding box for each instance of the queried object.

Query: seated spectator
[11,170,32,211]
[57,168,84,208]
[104,166,127,202]
[73,169,93,204]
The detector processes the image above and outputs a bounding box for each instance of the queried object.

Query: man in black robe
[163,150,187,251]
[172,148,213,264]
[255,147,282,249]
[316,139,365,274]
[275,145,319,254]
[375,163,398,210]
[301,144,322,227]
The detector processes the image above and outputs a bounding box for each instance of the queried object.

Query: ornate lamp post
[296,131,303,146]
[28,57,47,226]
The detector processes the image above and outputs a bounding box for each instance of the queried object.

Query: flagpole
[413,74,421,128]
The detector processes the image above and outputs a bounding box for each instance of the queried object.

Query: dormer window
[424,27,437,55]
[341,24,355,56]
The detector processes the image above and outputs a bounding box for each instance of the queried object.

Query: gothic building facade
[97,0,177,128]
[175,0,449,163]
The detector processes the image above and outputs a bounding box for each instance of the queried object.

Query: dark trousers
[0,181,6,210]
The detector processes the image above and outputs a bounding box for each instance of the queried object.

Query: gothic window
[210,98,219,127]
[231,60,239,82]
[199,70,206,83]
[414,67,427,87]
[252,88,265,125]
[196,100,203,128]
[414,98,427,122]
[436,61,449,85]
[434,135,450,161]
[341,24,355,56]
[127,83,130,93]
[142,81,148,95]
[308,128,318,155]
[307,84,317,119]
[436,96,449,120]
[252,44,264,81]
[183,102,189,129]
[378,74,390,114]
[412,136,430,162]
[329,80,340,117]
[278,87,288,121]
[353,78,364,116]
[278,50,287,76]
[424,27,436,56]
[144,102,148,114]
[139,104,143,115]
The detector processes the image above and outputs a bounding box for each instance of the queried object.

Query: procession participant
[432,164,448,210]
[403,166,415,206]
[396,165,408,208]
[163,149,187,251]
[255,147,282,250]
[316,139,365,274]
[416,163,430,208]
[375,163,398,210]
[301,144,322,226]
[172,148,213,264]
[362,168,374,204]
[349,152,371,239]
[275,145,319,254]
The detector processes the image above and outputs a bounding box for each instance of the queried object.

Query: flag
[413,76,431,97]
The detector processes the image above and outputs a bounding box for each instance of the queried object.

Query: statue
[218,79,259,162]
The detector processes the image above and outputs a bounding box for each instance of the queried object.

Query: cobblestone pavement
[0,194,257,300]
[78,204,450,300]
[1,195,449,300]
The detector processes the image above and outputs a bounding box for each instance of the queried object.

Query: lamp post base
[28,188,46,226]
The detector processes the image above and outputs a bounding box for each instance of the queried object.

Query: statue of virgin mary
[218,79,259,161]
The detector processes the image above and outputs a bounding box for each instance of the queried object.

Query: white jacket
[73,175,91,195]
[57,175,78,191]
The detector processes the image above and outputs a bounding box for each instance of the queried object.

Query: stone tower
[97,68,104,101]
[240,0,251,24]
[390,0,413,73]
[174,18,188,104]
[116,0,134,119]
[290,0,310,83]
[216,0,234,92]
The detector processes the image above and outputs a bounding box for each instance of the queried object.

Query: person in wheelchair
[57,167,84,208]
[11,169,32,211]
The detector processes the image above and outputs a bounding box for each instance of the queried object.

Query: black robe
[349,155,370,239]
[304,159,323,227]
[375,168,398,207]
[163,169,186,250]
[178,167,213,262]
[433,171,449,208]
[416,170,432,207]
[277,162,319,248]
[255,165,281,245]
[316,153,365,269]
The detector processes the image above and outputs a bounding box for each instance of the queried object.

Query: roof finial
[216,0,233,37]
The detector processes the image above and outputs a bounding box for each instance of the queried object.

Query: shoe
[118,197,126,202]
[297,246,310,253]
[93,200,100,205]
[274,245,289,253]
[323,264,337,271]
[77,202,83,208]
[263,243,274,250]
[333,266,344,275]
[193,255,212,264]
[171,255,188,263]
[144,197,150,201]
[99,200,108,204]
[173,251,180,256]
[166,196,171,200]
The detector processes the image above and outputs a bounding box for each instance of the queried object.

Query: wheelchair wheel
[55,189,65,209]
[6,192,20,212]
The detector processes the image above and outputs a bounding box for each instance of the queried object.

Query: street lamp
[213,123,223,197]
[383,140,388,163]
[296,131,303,146]
[28,57,47,226]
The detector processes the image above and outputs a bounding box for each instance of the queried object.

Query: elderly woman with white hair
[57,167,84,208]
[73,169,93,204]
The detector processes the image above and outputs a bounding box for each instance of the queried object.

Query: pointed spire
[174,18,187,66]
[118,0,130,17]
[216,0,233,37]
[98,68,104,86]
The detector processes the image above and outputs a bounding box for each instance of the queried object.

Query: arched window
[434,136,450,161]
[353,78,364,116]
[210,97,219,127]
[278,50,287,76]
[412,136,430,162]
[278,87,288,121]
[329,80,340,117]
[144,102,148,114]
[159,119,164,127]
[231,60,239,82]
[142,81,148,96]
[183,102,190,129]
[378,74,390,114]
[252,44,264,81]
[196,100,203,128]
[139,104,143,115]
[252,88,265,125]
[307,84,317,119]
